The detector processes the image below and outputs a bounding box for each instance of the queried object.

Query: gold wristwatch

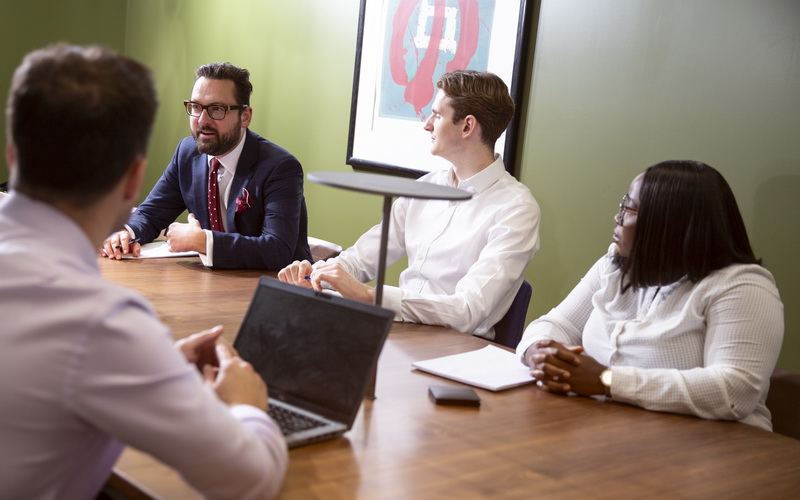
[600,368,612,398]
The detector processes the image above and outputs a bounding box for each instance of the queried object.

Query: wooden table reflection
[100,257,800,499]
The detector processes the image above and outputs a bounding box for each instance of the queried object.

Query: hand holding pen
[100,230,141,260]
[277,259,370,301]
[277,260,315,289]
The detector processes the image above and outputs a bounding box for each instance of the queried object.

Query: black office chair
[766,368,800,440]
[492,280,532,349]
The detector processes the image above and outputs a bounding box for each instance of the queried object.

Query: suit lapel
[226,130,258,230]
[194,154,212,228]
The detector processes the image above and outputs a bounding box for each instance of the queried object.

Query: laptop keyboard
[268,404,327,435]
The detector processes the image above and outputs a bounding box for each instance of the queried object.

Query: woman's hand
[523,339,607,396]
[523,339,583,393]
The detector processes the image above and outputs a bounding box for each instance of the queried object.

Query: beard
[193,116,243,156]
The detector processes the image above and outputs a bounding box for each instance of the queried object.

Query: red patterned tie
[208,158,224,231]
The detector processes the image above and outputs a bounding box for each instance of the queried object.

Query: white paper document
[121,241,198,259]
[412,345,536,391]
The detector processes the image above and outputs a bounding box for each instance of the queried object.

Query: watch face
[601,369,612,386]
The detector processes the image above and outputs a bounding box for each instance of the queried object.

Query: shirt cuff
[607,365,637,403]
[380,285,404,321]
[198,229,214,267]
[516,335,538,361]
[229,404,282,434]
[229,404,269,420]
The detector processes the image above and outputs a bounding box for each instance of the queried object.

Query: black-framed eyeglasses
[616,194,638,225]
[183,100,248,120]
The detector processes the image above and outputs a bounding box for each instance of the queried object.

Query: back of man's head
[7,43,158,207]
[436,70,514,148]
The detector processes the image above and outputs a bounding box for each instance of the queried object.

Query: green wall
[520,0,800,372]
[0,0,127,178]
[2,0,798,372]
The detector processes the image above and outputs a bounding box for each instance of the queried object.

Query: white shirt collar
[447,154,506,195]
[209,129,247,173]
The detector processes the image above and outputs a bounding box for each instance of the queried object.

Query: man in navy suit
[102,62,311,270]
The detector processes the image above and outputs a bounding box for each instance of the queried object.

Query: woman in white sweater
[517,160,784,430]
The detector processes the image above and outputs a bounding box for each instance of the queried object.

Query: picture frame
[346,0,535,178]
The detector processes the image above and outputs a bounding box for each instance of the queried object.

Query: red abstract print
[388,0,480,117]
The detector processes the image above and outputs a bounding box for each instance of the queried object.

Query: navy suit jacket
[128,129,311,270]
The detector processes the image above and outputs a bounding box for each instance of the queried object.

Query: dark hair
[7,44,158,207]
[620,160,760,289]
[195,62,253,106]
[436,70,514,147]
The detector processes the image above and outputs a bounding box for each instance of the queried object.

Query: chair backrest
[308,236,342,262]
[766,368,800,440]
[492,280,532,349]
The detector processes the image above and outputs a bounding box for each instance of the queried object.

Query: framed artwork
[347,0,535,178]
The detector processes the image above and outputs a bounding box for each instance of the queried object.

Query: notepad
[412,345,536,391]
[121,241,198,259]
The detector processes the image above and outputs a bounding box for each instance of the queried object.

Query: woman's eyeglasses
[616,194,638,225]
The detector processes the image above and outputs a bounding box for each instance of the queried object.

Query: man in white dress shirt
[279,70,540,338]
[0,44,286,499]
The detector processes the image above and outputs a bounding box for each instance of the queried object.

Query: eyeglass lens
[185,102,228,120]
[617,194,637,224]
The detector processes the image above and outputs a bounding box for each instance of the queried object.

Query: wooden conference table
[100,256,800,499]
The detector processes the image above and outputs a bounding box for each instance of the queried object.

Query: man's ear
[461,115,479,139]
[122,157,147,204]
[240,105,253,129]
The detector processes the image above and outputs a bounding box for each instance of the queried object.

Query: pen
[114,239,139,250]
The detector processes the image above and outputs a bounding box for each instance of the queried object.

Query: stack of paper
[412,345,535,391]
[121,241,198,259]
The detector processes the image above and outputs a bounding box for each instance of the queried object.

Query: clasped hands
[523,339,606,396]
[176,325,268,411]
[278,260,375,304]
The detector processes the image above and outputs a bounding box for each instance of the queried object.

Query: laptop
[233,277,394,448]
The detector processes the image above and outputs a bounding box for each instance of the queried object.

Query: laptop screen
[233,278,394,424]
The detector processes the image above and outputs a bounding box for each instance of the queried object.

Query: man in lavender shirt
[0,44,287,499]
